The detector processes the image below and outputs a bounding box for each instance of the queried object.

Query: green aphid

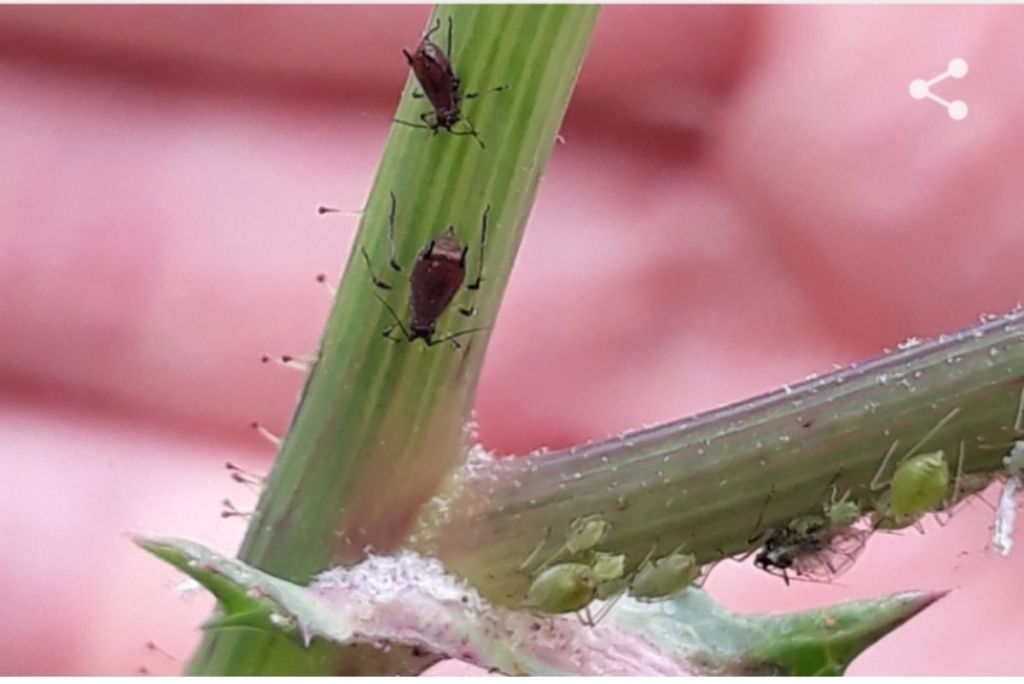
[566,514,612,554]
[591,551,625,582]
[628,545,700,601]
[826,496,862,531]
[887,450,950,525]
[592,552,628,600]
[518,514,612,576]
[523,563,597,615]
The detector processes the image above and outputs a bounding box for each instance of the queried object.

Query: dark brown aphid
[397,17,507,149]
[362,193,489,348]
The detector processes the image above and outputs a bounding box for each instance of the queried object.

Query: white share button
[910,58,968,121]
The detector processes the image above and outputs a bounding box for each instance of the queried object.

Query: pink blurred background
[2,4,1023,675]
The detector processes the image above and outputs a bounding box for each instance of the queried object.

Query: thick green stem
[417,310,1024,606]
[187,4,599,675]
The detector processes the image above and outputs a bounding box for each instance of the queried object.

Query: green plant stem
[417,310,1024,606]
[187,4,599,675]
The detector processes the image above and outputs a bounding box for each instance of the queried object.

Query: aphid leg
[386,192,402,272]
[697,548,730,587]
[371,292,413,342]
[1014,383,1024,434]
[394,117,433,131]
[450,118,486,149]
[825,467,845,500]
[588,589,626,626]
[467,206,489,291]
[361,248,393,291]
[870,440,901,490]
[420,111,440,132]
[459,206,489,317]
[577,606,598,628]
[935,441,967,527]
[427,325,491,348]
[463,84,510,100]
[747,486,775,544]
[444,16,453,56]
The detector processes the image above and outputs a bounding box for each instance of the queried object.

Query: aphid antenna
[249,421,282,447]
[629,540,660,575]
[423,17,444,45]
[518,527,553,573]
[870,440,902,490]
[903,406,961,461]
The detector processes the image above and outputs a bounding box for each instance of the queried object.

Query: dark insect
[748,479,869,585]
[754,515,868,585]
[397,16,507,149]
[362,192,489,348]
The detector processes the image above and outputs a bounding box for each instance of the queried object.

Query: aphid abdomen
[407,41,461,127]
[523,563,597,615]
[409,234,466,336]
[888,450,950,523]
[628,551,699,601]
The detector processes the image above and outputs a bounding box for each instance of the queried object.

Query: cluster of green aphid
[754,418,997,584]
[519,514,702,625]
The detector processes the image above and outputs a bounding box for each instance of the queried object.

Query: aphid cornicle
[398,17,507,149]
[362,193,490,348]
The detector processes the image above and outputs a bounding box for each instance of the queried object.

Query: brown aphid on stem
[362,193,490,349]
[397,17,507,149]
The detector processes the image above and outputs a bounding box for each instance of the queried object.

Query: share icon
[909,58,968,121]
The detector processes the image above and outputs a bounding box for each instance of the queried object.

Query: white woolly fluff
[993,442,1024,557]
